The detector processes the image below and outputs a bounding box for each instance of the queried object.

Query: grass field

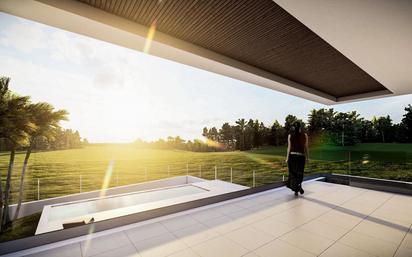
[1,143,412,204]
[0,143,411,242]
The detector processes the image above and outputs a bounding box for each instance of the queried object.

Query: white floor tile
[370,209,412,227]
[253,239,315,257]
[17,181,412,257]
[271,209,314,226]
[213,203,245,215]
[126,222,169,243]
[401,230,412,249]
[168,248,200,257]
[172,223,219,246]
[25,243,82,257]
[280,228,334,255]
[318,209,364,229]
[394,246,412,257]
[90,244,139,257]
[191,236,248,257]
[191,208,223,223]
[132,233,186,257]
[224,226,275,250]
[161,215,200,232]
[200,215,245,234]
[225,208,266,225]
[232,198,261,209]
[300,219,350,240]
[241,252,260,257]
[339,231,399,257]
[319,242,375,257]
[352,218,408,244]
[81,232,132,257]
[250,216,297,238]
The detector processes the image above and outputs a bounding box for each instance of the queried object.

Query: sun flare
[143,20,157,53]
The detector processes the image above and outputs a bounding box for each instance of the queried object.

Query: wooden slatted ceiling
[78,0,387,98]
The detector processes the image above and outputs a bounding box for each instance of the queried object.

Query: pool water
[48,185,206,221]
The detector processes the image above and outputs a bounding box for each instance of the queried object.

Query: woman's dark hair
[292,121,302,135]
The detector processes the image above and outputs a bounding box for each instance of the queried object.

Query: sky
[0,12,411,143]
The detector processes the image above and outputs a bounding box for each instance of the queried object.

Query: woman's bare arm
[286,134,291,162]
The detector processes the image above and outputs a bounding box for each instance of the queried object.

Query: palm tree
[0,77,34,230]
[13,103,68,220]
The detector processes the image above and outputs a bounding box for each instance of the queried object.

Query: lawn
[1,143,411,204]
[0,212,40,243]
[0,143,411,242]
[0,144,287,203]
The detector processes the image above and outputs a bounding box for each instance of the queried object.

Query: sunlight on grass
[100,160,114,198]
[0,144,411,204]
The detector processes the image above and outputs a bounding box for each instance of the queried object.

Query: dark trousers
[287,154,305,192]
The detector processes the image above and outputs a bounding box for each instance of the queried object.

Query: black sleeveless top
[290,133,306,154]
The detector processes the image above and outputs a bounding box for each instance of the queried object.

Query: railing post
[253,170,255,187]
[282,173,285,181]
[230,167,233,183]
[186,163,189,176]
[215,166,217,180]
[37,178,40,200]
[80,174,82,193]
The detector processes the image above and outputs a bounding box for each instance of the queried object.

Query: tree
[284,115,305,135]
[0,77,8,232]
[234,119,246,150]
[269,120,286,146]
[332,111,361,146]
[257,121,269,148]
[251,120,260,148]
[174,136,185,149]
[308,108,334,133]
[82,138,89,146]
[48,128,82,150]
[202,127,209,139]
[284,115,297,134]
[13,102,68,220]
[219,122,234,149]
[400,105,412,142]
[0,77,34,230]
[208,127,219,142]
[244,119,255,150]
[359,119,376,143]
[372,115,392,143]
[307,108,335,145]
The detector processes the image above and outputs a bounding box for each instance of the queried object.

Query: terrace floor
[13,180,412,257]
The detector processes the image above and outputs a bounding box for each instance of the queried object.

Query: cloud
[0,55,93,104]
[93,66,125,90]
[0,19,46,53]
[49,31,99,64]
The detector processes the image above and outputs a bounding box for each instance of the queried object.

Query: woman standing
[285,122,309,196]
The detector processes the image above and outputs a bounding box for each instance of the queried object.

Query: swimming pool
[36,177,247,235]
[48,185,206,222]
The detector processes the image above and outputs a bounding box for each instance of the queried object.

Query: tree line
[0,127,84,152]
[134,136,223,152]
[201,106,412,150]
[135,105,412,152]
[0,77,79,232]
